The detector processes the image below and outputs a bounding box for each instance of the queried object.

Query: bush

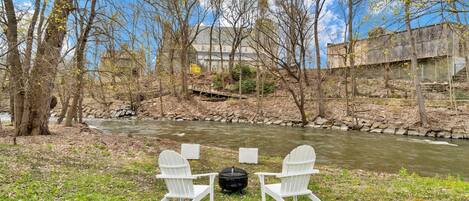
[212,72,230,89]
[231,64,255,81]
[262,81,276,94]
[235,79,257,94]
[233,79,276,94]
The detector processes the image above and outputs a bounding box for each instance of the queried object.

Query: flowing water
[83,118,469,179]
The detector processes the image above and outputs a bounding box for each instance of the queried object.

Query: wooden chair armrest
[277,169,320,178]
[255,172,281,177]
[193,173,219,178]
[155,174,196,179]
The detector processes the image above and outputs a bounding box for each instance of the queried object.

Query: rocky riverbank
[51,95,469,140]
[147,114,467,140]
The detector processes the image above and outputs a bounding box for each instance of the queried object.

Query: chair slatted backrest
[280,145,316,195]
[158,150,194,197]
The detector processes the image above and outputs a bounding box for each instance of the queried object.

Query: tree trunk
[78,93,83,123]
[348,0,358,97]
[384,63,392,96]
[57,96,70,124]
[23,0,41,73]
[208,21,215,72]
[405,1,428,126]
[229,49,236,76]
[256,65,261,115]
[238,47,242,98]
[218,24,225,88]
[169,48,177,96]
[314,1,325,117]
[18,0,73,136]
[180,44,189,99]
[4,0,25,135]
[9,82,15,123]
[65,0,96,126]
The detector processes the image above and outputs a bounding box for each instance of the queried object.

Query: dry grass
[0,125,468,200]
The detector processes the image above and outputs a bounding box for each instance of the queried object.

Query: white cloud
[368,0,401,15]
[318,2,345,45]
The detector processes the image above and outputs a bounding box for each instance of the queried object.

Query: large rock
[360,126,371,132]
[396,128,407,135]
[418,128,430,136]
[370,128,383,133]
[371,122,382,129]
[407,130,419,136]
[340,125,349,131]
[273,120,283,125]
[315,117,328,125]
[383,128,396,135]
[426,131,437,138]
[438,131,452,139]
[452,128,466,139]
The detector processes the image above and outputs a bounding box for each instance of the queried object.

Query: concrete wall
[329,57,450,82]
[327,24,453,69]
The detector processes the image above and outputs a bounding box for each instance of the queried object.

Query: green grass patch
[0,140,468,201]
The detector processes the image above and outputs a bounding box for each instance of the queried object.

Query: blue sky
[10,0,465,69]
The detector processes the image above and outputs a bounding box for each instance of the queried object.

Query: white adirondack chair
[157,150,218,201]
[255,145,321,201]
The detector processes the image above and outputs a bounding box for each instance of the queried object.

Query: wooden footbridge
[189,85,247,100]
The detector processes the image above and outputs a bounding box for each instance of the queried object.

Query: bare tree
[207,0,223,72]
[3,0,25,132]
[253,0,314,125]
[222,0,256,78]
[404,0,428,126]
[146,0,209,99]
[314,0,326,117]
[17,0,74,135]
[442,1,469,82]
[65,0,97,127]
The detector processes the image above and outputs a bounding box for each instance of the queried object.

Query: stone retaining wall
[62,105,468,140]
[147,115,468,140]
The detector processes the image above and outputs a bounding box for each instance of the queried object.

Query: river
[83,118,469,179]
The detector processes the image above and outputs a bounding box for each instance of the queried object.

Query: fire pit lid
[218,166,248,193]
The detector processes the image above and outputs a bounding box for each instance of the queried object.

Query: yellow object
[190,64,201,74]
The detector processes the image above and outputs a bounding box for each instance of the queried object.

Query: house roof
[192,26,254,46]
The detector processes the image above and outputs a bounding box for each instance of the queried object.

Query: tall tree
[65,0,97,126]
[207,0,223,72]
[222,0,255,78]
[348,0,358,97]
[4,0,26,134]
[253,0,313,125]
[404,0,428,126]
[147,0,208,99]
[17,0,73,135]
[314,0,326,117]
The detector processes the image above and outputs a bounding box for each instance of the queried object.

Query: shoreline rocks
[53,105,469,140]
[139,114,468,140]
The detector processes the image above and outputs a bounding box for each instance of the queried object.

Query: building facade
[159,26,260,73]
[99,47,146,83]
[327,23,468,82]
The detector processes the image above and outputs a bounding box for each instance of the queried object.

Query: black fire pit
[218,166,248,193]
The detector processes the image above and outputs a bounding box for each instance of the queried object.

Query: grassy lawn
[0,127,468,201]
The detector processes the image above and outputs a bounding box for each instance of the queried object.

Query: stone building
[327,23,468,82]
